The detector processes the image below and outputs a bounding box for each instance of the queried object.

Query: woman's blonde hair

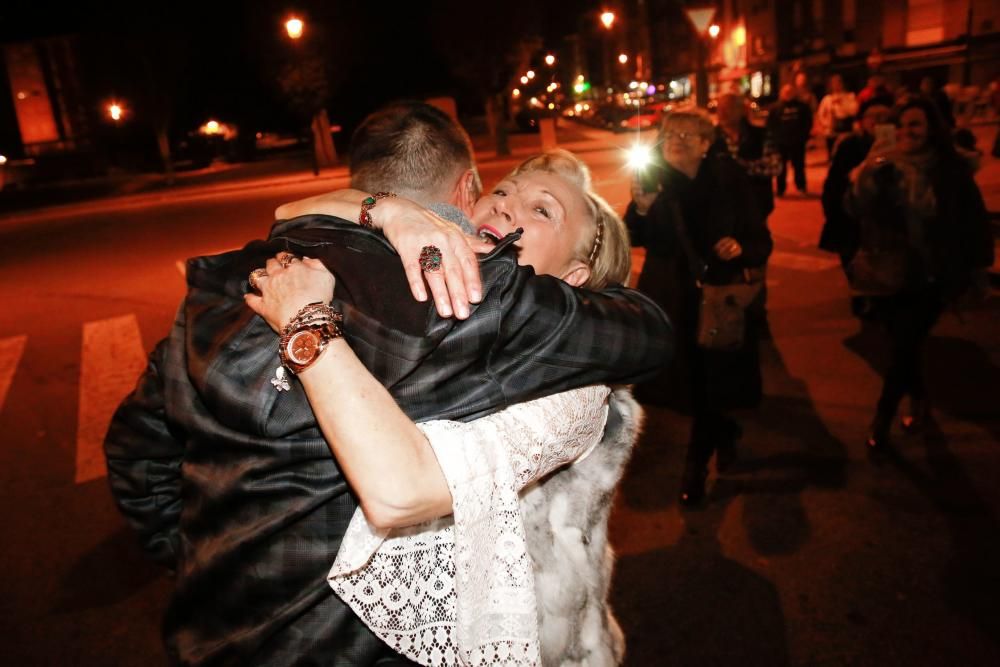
[508,149,631,289]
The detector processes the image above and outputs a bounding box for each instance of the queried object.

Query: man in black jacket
[768,83,814,196]
[104,102,672,666]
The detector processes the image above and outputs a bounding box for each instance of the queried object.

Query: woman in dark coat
[625,109,773,506]
[849,97,993,450]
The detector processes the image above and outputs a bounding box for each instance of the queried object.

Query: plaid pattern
[105,215,672,666]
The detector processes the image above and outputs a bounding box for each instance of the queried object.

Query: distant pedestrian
[820,101,892,271]
[919,76,955,127]
[817,74,859,162]
[711,92,782,337]
[768,84,813,196]
[846,97,993,452]
[794,71,818,115]
[857,75,894,110]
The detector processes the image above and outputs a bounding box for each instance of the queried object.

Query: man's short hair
[348,101,481,203]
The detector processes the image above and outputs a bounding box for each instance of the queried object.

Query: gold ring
[276,252,299,268]
[248,268,268,291]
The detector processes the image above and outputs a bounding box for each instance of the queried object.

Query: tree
[430,1,545,155]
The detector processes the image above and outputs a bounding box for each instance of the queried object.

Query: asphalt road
[1,136,998,666]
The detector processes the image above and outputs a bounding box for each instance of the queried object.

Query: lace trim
[329,385,610,666]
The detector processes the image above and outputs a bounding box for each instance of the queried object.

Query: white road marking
[76,315,147,483]
[0,335,27,413]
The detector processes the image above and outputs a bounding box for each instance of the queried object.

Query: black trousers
[684,347,740,471]
[776,142,807,194]
[874,288,945,419]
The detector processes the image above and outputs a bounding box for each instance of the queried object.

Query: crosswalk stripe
[76,315,147,484]
[0,335,27,413]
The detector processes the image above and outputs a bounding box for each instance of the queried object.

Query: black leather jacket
[105,215,673,666]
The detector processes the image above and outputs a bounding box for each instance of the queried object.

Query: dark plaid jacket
[105,215,672,666]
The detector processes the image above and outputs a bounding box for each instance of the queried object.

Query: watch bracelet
[278,302,344,374]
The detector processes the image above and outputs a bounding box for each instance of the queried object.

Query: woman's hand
[713,236,743,261]
[375,197,493,320]
[630,175,659,216]
[244,255,335,333]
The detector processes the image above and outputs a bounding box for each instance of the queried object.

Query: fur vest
[520,388,643,666]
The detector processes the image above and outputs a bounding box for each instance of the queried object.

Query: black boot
[679,462,708,507]
[901,397,930,434]
[866,413,891,452]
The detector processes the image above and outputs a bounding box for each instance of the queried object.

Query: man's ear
[451,169,478,218]
[560,260,592,288]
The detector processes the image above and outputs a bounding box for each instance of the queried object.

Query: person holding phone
[820,100,893,298]
[625,109,772,506]
[848,97,992,451]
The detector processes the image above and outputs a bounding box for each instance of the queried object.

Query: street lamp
[545,54,556,66]
[108,102,124,122]
[684,6,717,108]
[285,17,304,40]
[599,10,616,89]
[618,53,628,65]
[708,24,721,39]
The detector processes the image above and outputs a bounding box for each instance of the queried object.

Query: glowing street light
[708,24,721,39]
[285,17,304,40]
[732,25,747,46]
[600,11,615,29]
[512,88,521,97]
[544,54,556,66]
[618,53,628,65]
[108,102,123,122]
[520,75,529,85]
[526,70,536,79]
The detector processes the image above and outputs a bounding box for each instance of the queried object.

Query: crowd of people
[100,68,994,665]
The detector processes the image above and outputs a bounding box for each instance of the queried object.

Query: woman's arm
[276,190,492,320]
[245,255,452,528]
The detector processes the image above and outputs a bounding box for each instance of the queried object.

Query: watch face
[287,330,320,365]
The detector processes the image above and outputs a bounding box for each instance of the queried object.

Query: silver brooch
[271,365,291,392]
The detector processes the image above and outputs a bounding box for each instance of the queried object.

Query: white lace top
[328,385,611,666]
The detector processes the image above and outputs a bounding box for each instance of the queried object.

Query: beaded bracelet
[358,191,396,228]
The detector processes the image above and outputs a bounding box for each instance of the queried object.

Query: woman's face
[660,120,710,172]
[897,107,929,154]
[471,170,592,285]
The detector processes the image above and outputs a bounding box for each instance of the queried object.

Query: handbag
[668,201,763,351]
[698,277,763,350]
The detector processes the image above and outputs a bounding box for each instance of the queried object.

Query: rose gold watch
[278,303,343,374]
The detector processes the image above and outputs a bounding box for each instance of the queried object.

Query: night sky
[1,0,597,140]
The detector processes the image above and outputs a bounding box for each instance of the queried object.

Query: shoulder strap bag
[668,200,763,351]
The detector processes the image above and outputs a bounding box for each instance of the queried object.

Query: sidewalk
[0,121,619,227]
